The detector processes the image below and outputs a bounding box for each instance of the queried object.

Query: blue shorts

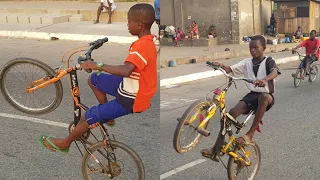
[85,72,132,126]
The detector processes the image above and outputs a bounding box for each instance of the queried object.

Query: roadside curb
[160,43,299,68]
[0,30,138,44]
[160,55,300,88]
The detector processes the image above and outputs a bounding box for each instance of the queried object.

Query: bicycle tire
[173,99,214,154]
[293,68,302,87]
[0,58,63,115]
[81,140,145,180]
[227,142,261,180]
[308,65,318,83]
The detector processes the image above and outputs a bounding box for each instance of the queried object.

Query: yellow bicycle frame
[189,89,252,166]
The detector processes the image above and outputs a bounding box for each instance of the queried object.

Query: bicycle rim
[309,66,318,82]
[173,99,212,153]
[82,141,145,180]
[227,142,261,180]
[293,68,302,87]
[0,58,63,115]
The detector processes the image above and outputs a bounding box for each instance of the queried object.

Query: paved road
[0,38,159,180]
[160,61,320,180]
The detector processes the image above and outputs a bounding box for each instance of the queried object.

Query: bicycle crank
[68,121,90,141]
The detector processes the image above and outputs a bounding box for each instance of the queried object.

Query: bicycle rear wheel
[82,140,145,180]
[227,142,261,180]
[0,58,63,115]
[308,65,318,82]
[173,99,215,154]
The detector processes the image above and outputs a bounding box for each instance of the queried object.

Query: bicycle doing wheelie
[173,62,262,180]
[291,50,318,87]
[0,37,145,180]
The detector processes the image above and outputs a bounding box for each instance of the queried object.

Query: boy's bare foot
[236,134,253,145]
[106,119,115,126]
[94,20,99,24]
[107,21,112,24]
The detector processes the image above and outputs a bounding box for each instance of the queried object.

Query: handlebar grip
[89,37,109,46]
[102,37,109,43]
[206,61,219,70]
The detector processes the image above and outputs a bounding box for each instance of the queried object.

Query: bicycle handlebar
[292,50,305,57]
[206,61,255,84]
[77,37,109,73]
[89,37,109,47]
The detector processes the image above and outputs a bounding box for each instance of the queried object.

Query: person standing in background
[154,0,160,28]
[270,14,276,35]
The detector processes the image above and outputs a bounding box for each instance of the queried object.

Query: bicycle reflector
[214,88,222,95]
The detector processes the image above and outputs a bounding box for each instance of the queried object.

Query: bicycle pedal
[201,152,219,162]
[197,128,210,137]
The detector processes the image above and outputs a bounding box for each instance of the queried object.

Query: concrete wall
[160,0,175,26]
[253,0,262,34]
[239,0,254,39]
[261,0,273,33]
[161,0,234,45]
[236,0,272,43]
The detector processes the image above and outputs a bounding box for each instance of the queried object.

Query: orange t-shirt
[116,35,157,112]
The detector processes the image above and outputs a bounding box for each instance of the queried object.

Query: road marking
[0,112,69,128]
[160,159,207,179]
[160,98,198,109]
[0,112,206,179]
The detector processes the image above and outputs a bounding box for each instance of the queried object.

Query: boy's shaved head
[128,3,155,29]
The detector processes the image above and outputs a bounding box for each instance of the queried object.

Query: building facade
[161,0,274,45]
[273,0,320,34]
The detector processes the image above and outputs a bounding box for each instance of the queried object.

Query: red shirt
[300,38,320,58]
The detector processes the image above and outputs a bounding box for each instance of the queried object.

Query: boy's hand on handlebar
[253,79,267,87]
[211,62,224,67]
[81,61,98,71]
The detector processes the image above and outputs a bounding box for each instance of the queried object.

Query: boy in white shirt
[94,0,116,24]
[201,35,280,160]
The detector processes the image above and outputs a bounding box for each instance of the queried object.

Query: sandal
[39,135,69,154]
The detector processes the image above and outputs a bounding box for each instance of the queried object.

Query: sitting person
[189,21,199,39]
[295,26,303,39]
[207,25,217,38]
[94,0,116,24]
[165,25,176,44]
[174,27,185,47]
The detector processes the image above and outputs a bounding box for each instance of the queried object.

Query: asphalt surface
[2,37,320,180]
[160,60,320,180]
[0,37,159,180]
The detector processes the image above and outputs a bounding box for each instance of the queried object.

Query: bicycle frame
[211,79,253,166]
[25,41,121,178]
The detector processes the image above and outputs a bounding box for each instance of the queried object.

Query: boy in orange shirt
[40,3,157,152]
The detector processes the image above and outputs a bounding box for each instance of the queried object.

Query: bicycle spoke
[2,61,60,113]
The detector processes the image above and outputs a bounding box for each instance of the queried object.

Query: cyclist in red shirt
[292,30,320,79]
